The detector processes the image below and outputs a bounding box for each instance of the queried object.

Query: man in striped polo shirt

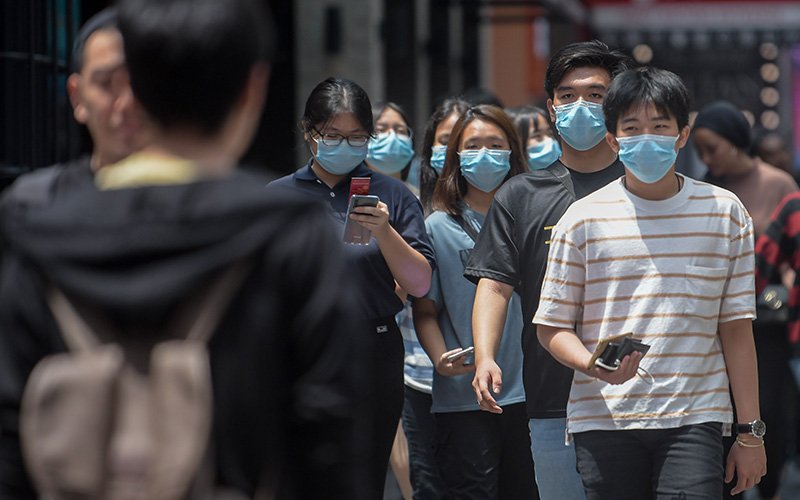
[534,67,766,499]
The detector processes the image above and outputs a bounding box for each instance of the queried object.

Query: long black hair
[419,98,470,215]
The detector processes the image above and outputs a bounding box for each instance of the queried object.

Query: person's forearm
[719,318,761,424]
[375,225,431,297]
[472,279,513,363]
[412,299,448,363]
[537,324,593,375]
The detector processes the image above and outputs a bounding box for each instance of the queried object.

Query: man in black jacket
[4,7,146,205]
[0,0,362,498]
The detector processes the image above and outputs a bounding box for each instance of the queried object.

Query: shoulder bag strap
[547,162,576,199]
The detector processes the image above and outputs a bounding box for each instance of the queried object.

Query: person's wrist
[735,435,764,447]
[371,222,390,241]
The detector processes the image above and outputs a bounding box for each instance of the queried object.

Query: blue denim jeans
[402,386,447,500]
[573,422,724,500]
[529,418,586,500]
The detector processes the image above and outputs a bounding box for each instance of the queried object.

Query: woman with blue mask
[419,98,470,216]
[367,102,416,183]
[412,105,538,499]
[268,77,435,499]
[506,105,561,171]
[386,97,468,500]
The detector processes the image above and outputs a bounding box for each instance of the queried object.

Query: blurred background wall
[3,0,800,181]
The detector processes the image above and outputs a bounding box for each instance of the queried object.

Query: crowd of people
[0,0,797,499]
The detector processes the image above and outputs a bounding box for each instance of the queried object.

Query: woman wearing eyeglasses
[268,77,434,499]
[366,102,416,186]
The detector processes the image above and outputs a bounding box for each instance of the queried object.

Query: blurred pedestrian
[695,100,798,500]
[4,7,147,206]
[0,0,361,498]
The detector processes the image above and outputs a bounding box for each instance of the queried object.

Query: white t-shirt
[533,175,755,435]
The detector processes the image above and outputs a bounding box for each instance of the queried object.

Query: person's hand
[435,348,475,377]
[726,438,767,495]
[587,351,643,385]
[350,201,390,238]
[472,358,503,414]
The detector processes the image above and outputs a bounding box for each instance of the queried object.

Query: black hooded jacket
[0,170,362,498]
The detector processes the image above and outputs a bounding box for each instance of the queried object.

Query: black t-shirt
[464,158,624,418]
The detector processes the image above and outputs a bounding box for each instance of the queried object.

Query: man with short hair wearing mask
[464,40,630,499]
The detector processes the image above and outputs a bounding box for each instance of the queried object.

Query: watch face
[752,419,767,438]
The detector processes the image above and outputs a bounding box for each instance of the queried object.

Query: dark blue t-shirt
[268,161,435,321]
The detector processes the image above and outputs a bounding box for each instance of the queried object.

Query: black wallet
[588,333,651,371]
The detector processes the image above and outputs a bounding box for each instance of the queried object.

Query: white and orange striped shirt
[533,174,755,435]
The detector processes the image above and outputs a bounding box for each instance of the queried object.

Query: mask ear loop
[636,366,655,385]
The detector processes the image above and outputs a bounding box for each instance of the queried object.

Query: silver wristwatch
[735,419,766,439]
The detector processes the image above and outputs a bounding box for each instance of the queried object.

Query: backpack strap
[46,258,253,352]
[178,258,253,343]
[547,162,576,199]
[46,288,104,352]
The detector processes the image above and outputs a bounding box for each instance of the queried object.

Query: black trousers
[574,423,724,500]
[357,317,405,500]
[434,402,539,500]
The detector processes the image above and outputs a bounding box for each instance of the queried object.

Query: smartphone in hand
[446,346,475,363]
[343,194,380,244]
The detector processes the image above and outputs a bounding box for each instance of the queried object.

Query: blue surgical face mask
[430,145,447,175]
[313,138,368,176]
[458,148,511,193]
[554,100,607,151]
[617,134,679,184]
[527,137,562,170]
[367,131,414,174]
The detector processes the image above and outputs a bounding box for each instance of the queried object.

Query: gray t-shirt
[424,207,526,413]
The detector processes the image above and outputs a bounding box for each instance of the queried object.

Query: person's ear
[67,74,88,124]
[605,132,620,154]
[546,98,556,123]
[676,125,691,150]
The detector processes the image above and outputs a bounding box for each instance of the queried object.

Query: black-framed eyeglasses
[312,127,370,147]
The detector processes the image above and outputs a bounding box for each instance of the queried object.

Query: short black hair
[72,7,118,73]
[300,77,374,136]
[118,0,273,135]
[544,40,631,99]
[603,66,690,136]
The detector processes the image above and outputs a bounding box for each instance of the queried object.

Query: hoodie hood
[2,171,306,322]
